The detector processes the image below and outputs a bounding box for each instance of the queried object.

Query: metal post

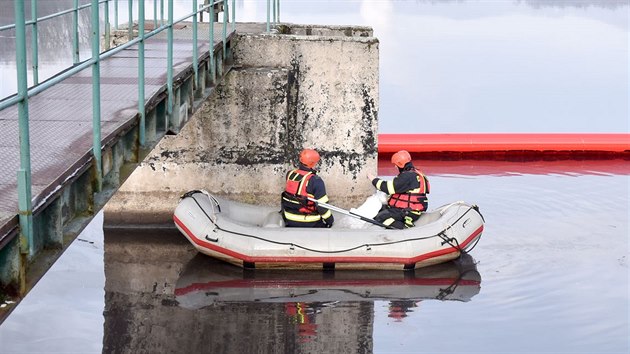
[14,0,34,258]
[272,0,276,23]
[167,0,173,116]
[161,0,164,25]
[91,0,102,191]
[231,0,235,31]
[138,0,146,146]
[277,0,280,23]
[209,1,215,84]
[104,0,110,50]
[73,0,80,63]
[127,0,133,41]
[114,0,118,29]
[31,0,39,85]
[192,0,198,88]
[266,0,270,32]
[153,0,157,29]
[222,0,227,59]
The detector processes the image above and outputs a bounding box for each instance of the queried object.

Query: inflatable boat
[173,190,484,270]
[174,254,482,309]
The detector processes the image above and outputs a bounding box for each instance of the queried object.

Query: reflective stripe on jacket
[282,167,334,224]
[282,169,318,215]
[383,169,430,213]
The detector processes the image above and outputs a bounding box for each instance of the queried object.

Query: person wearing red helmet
[281,149,335,228]
[367,150,430,229]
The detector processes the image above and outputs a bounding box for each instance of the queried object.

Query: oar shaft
[307,197,390,229]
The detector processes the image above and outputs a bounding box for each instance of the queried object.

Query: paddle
[307,197,393,229]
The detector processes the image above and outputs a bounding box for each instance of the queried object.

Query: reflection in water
[2,165,626,352]
[175,253,481,306]
[378,158,630,177]
[103,227,480,353]
[520,0,626,9]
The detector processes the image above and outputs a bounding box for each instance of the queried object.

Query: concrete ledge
[276,23,374,37]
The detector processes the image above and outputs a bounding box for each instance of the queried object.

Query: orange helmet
[299,149,320,168]
[391,150,412,168]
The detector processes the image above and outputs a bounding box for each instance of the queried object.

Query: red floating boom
[378,133,630,154]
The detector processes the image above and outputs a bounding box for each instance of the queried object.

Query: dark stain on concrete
[320,150,366,180]
[159,149,183,160]
[161,298,179,307]
[102,292,133,352]
[212,144,286,165]
[285,54,303,164]
[271,74,288,107]
[360,84,377,156]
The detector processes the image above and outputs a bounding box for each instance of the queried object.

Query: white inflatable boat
[174,254,481,309]
[173,190,484,270]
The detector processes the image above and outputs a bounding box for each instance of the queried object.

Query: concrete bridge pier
[105,23,380,226]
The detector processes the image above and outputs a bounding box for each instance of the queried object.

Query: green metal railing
[13,0,33,256]
[1,0,283,259]
[268,0,280,32]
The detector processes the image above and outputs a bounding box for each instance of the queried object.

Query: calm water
[0,161,628,353]
[0,0,629,353]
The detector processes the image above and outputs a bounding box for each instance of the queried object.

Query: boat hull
[174,191,484,270]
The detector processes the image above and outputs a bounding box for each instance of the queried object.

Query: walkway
[0,22,264,251]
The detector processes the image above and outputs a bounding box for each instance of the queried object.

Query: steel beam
[167,0,174,116]
[14,0,34,260]
[30,0,39,85]
[139,0,146,146]
[73,0,80,63]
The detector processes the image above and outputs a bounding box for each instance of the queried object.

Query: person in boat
[281,149,335,228]
[367,150,430,229]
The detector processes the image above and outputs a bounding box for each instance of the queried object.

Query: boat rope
[462,205,483,253]
[188,194,482,255]
[436,205,484,254]
[435,268,478,301]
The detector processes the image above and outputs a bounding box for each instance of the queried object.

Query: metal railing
[1,0,281,258]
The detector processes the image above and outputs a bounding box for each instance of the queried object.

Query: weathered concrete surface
[105,23,379,226]
[275,23,374,37]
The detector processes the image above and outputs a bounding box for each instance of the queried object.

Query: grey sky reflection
[362,1,629,133]
[258,0,628,133]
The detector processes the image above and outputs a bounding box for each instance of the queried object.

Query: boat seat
[262,211,285,228]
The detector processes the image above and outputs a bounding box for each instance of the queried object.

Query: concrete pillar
[104,24,379,226]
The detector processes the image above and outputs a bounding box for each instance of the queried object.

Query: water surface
[1,161,627,353]
[0,1,628,353]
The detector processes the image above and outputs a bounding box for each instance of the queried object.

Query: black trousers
[284,219,329,228]
[374,207,420,229]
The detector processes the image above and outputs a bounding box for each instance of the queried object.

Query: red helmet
[391,150,412,168]
[299,149,320,168]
